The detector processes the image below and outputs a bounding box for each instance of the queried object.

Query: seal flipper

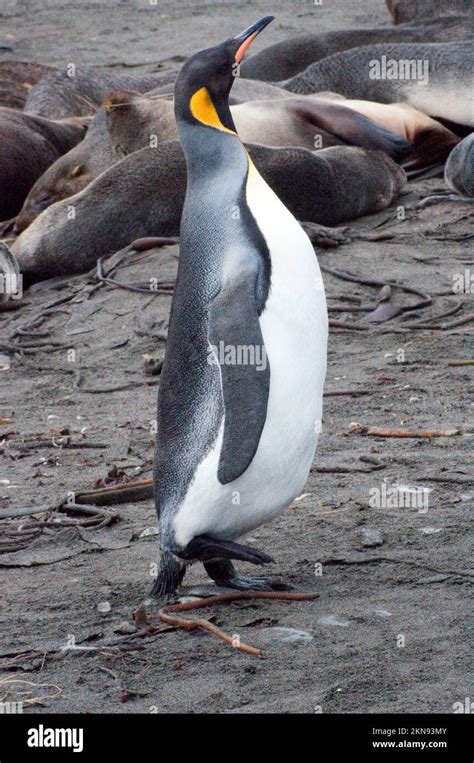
[289,98,412,161]
[401,124,460,180]
[209,265,270,484]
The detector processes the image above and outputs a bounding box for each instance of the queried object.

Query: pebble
[97,601,111,613]
[419,527,443,535]
[114,621,135,635]
[260,627,313,643]
[317,615,350,627]
[139,525,160,538]
[361,527,384,547]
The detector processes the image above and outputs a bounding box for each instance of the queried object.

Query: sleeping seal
[239,18,470,81]
[0,107,87,221]
[14,105,116,232]
[9,141,405,283]
[104,90,411,157]
[24,67,177,119]
[0,61,55,110]
[283,42,474,128]
[385,0,472,24]
[15,88,411,233]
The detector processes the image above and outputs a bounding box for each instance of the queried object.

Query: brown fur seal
[386,0,472,25]
[24,67,177,119]
[416,132,474,206]
[15,89,411,233]
[0,61,55,109]
[14,106,115,232]
[102,90,458,176]
[320,98,460,175]
[105,90,411,157]
[283,42,474,129]
[240,18,470,82]
[10,142,405,282]
[0,107,87,221]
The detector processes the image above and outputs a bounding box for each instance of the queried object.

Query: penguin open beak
[234,15,274,64]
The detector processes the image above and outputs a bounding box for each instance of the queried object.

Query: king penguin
[151,16,328,597]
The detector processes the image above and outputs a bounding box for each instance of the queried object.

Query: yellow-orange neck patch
[189,86,236,134]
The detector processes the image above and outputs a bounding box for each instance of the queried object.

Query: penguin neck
[177,119,247,183]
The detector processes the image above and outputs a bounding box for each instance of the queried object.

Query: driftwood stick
[0,506,52,519]
[75,479,154,506]
[324,389,375,397]
[320,265,432,312]
[365,427,460,438]
[329,319,366,331]
[158,591,319,657]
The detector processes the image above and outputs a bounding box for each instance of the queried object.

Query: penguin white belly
[173,164,328,548]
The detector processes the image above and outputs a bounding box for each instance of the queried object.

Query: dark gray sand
[0,1,472,714]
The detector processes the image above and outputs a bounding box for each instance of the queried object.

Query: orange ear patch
[189,87,235,134]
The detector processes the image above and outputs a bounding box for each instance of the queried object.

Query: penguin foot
[182,534,274,565]
[150,551,186,599]
[218,576,292,592]
[204,560,289,592]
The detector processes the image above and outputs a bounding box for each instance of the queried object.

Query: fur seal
[318,98,460,175]
[104,90,411,157]
[385,0,472,25]
[151,16,327,595]
[239,18,470,82]
[10,140,405,283]
[15,88,411,232]
[0,106,87,221]
[283,42,474,129]
[14,105,115,233]
[0,61,55,110]
[24,67,176,119]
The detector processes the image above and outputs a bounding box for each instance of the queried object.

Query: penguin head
[174,16,274,133]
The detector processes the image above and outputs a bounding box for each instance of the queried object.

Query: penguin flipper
[209,269,270,485]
